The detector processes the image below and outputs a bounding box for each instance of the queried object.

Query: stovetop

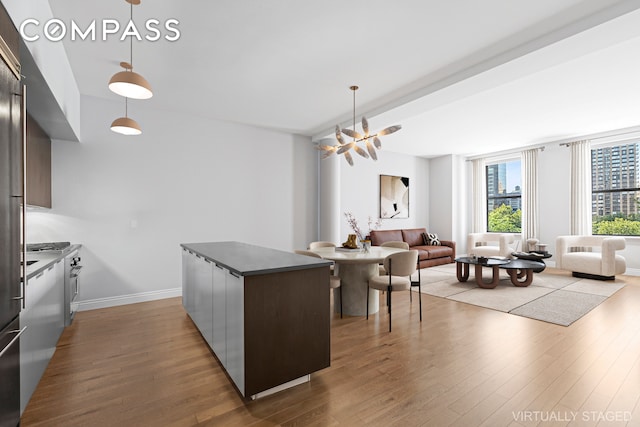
[26,242,71,252]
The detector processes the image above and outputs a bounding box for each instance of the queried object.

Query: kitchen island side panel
[243,266,331,397]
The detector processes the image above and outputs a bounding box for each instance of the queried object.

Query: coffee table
[511,251,552,272]
[499,259,545,287]
[455,256,509,289]
[455,257,545,288]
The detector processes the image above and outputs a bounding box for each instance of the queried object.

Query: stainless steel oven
[64,250,81,326]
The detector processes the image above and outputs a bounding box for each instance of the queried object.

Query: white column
[318,139,341,244]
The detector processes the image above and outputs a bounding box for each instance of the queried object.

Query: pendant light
[317,85,401,166]
[111,97,142,135]
[108,0,153,99]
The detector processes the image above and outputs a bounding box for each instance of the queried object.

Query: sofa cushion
[562,252,626,276]
[413,245,454,260]
[412,248,430,261]
[370,229,403,246]
[401,228,427,247]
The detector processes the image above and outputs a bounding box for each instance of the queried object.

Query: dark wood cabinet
[26,114,52,208]
[0,2,20,77]
[181,242,332,399]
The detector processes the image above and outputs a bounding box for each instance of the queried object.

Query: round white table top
[310,246,407,264]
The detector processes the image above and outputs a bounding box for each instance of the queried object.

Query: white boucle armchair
[555,235,626,280]
[467,233,515,258]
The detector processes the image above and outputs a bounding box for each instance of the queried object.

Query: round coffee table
[499,259,545,287]
[455,256,510,289]
[511,251,552,272]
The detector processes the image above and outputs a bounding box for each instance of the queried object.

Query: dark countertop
[181,241,332,276]
[24,244,82,280]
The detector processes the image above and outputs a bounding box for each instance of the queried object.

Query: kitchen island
[180,241,332,399]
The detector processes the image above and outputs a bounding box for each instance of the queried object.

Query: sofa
[370,228,455,269]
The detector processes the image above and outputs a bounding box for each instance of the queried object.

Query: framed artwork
[380,175,409,218]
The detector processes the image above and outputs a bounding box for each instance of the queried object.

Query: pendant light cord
[129,1,133,67]
[352,87,356,140]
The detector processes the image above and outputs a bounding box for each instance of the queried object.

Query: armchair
[555,235,626,280]
[467,233,515,258]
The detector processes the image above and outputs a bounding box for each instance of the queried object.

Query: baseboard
[78,288,182,311]
[625,268,640,277]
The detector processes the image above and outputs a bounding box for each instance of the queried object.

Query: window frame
[590,141,640,236]
[485,158,522,233]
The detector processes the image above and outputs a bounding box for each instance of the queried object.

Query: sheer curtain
[471,158,486,233]
[521,148,538,243]
[570,140,592,235]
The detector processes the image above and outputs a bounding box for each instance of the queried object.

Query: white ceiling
[47,0,640,158]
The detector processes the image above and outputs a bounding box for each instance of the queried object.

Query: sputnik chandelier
[317,85,401,166]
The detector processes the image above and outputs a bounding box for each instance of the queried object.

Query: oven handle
[0,326,27,359]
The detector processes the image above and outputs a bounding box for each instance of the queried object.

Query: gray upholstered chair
[294,250,342,317]
[367,250,420,331]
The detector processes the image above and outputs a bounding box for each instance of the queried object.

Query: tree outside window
[486,160,521,232]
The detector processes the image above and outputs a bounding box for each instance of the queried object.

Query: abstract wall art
[380,175,409,218]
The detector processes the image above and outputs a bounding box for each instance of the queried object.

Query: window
[591,142,640,236]
[486,159,521,232]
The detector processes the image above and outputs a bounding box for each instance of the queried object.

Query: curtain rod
[466,144,545,161]
[558,126,640,147]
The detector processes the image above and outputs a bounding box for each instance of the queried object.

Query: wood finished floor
[21,268,640,427]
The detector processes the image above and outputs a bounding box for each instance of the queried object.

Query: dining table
[310,246,407,316]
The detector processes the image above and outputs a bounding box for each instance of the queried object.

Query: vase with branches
[344,212,382,243]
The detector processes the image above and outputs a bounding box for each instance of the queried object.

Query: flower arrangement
[344,212,383,241]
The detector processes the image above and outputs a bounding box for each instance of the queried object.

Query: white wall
[336,150,430,240]
[429,154,466,242]
[26,95,319,306]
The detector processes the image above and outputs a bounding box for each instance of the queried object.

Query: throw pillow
[422,232,429,245]
[427,232,441,246]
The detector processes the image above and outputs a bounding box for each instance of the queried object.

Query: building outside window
[486,159,521,232]
[591,142,640,236]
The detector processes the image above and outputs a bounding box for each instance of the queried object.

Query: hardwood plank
[21,271,640,426]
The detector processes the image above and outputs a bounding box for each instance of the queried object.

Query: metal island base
[180,241,332,399]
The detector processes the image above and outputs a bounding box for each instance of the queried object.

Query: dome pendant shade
[111,116,142,135]
[108,69,153,99]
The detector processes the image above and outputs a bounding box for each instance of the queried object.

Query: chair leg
[339,285,343,318]
[418,267,422,322]
[418,282,422,322]
[366,286,369,320]
[388,286,392,332]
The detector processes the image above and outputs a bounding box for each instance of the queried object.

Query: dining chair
[294,250,342,318]
[308,241,337,273]
[378,241,410,275]
[308,241,336,250]
[367,250,419,332]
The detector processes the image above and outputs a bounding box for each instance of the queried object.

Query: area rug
[414,264,625,326]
